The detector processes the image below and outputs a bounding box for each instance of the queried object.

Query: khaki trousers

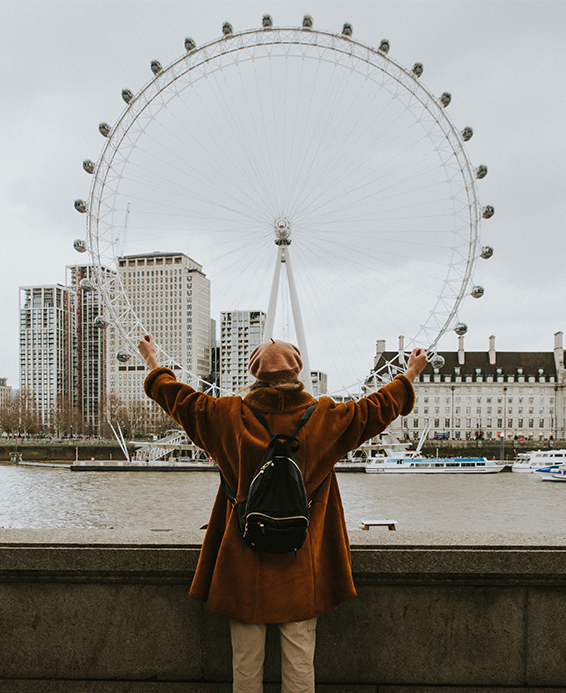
[230,617,317,693]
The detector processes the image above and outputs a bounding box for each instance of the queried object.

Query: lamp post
[500,386,507,461]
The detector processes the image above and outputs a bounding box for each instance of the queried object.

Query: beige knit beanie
[248,339,303,381]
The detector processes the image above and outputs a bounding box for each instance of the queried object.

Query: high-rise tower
[109,252,211,405]
[19,285,74,426]
[220,311,266,392]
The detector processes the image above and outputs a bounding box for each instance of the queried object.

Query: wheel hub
[274,218,291,245]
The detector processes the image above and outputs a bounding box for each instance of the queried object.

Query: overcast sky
[1,0,565,389]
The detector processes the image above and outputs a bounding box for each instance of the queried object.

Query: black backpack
[220,403,326,554]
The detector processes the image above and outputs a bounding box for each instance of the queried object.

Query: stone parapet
[0,529,565,691]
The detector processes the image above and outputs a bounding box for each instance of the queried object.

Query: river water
[1,465,564,533]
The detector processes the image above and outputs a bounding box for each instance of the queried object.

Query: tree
[124,400,152,439]
[98,394,127,438]
[0,397,19,435]
[51,395,82,437]
[16,390,41,437]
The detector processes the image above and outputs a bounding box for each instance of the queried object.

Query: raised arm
[138,334,159,371]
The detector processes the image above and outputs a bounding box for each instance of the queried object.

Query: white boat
[366,453,505,474]
[511,449,566,473]
[534,464,566,482]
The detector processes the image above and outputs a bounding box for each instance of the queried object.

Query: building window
[529,419,534,428]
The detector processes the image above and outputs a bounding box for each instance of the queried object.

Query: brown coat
[144,368,415,623]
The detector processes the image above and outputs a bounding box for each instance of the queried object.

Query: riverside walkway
[0,529,565,691]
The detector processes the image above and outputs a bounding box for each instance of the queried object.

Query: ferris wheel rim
[83,22,485,397]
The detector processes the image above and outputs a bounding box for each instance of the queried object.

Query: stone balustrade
[0,529,565,692]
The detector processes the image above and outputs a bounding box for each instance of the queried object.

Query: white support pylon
[264,219,313,393]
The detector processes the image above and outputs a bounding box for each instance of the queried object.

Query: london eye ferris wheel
[73,15,494,396]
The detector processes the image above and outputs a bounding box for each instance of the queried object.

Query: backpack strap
[250,402,326,503]
[220,471,237,506]
[248,402,318,439]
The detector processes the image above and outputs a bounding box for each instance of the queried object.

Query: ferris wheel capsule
[440,92,452,107]
[82,160,95,174]
[378,39,390,53]
[476,164,488,179]
[302,15,313,29]
[151,60,163,76]
[262,15,273,28]
[454,322,468,336]
[222,22,233,36]
[116,350,131,363]
[185,37,196,51]
[482,205,495,219]
[93,315,110,329]
[122,89,134,104]
[80,278,94,292]
[412,63,424,77]
[342,23,353,37]
[461,126,474,142]
[430,354,445,369]
[99,122,111,137]
[471,285,484,299]
[74,199,88,213]
[480,246,494,259]
[73,239,87,253]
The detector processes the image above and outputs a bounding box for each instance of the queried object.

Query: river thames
[0,465,565,532]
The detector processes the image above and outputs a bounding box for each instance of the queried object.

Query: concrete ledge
[1,529,566,584]
[1,530,566,690]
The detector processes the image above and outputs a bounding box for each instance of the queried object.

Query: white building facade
[19,285,74,426]
[109,252,211,406]
[373,333,566,442]
[220,311,266,392]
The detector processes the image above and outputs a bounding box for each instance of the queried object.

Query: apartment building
[220,311,266,392]
[66,265,113,432]
[109,252,211,404]
[310,370,328,397]
[0,378,12,409]
[19,285,74,425]
[373,333,566,441]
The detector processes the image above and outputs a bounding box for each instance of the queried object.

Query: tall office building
[66,265,113,433]
[19,285,74,426]
[220,311,266,391]
[109,252,211,405]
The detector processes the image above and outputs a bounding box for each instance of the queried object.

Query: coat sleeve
[309,374,416,474]
[143,367,229,456]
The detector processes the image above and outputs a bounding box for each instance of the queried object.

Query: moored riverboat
[533,464,566,482]
[366,453,505,474]
[511,449,566,473]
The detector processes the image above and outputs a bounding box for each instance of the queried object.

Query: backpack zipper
[248,456,302,495]
[244,512,309,534]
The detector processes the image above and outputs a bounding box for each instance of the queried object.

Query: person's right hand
[138,334,159,371]
[404,348,428,382]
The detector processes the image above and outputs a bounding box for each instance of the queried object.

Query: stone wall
[0,529,565,692]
